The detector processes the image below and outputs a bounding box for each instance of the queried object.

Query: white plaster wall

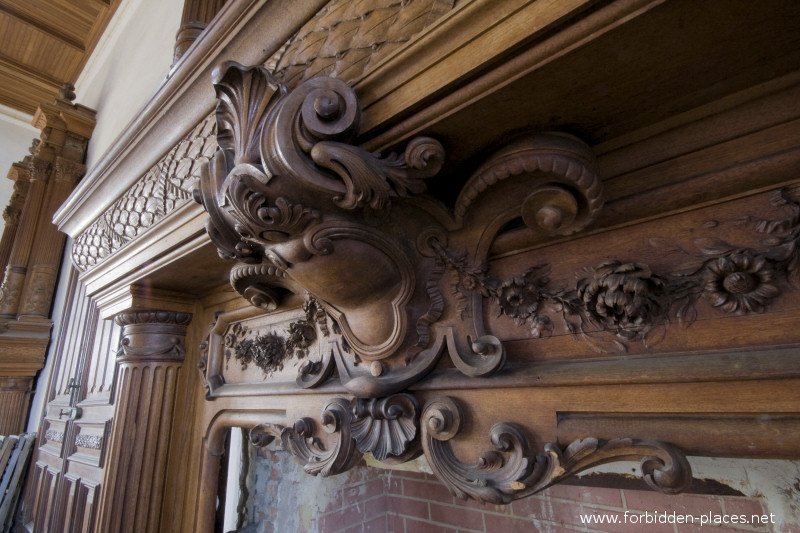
[75,0,184,171]
[0,106,39,234]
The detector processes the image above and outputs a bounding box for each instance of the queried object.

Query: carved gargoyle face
[196,61,603,396]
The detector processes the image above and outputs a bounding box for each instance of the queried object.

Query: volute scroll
[420,396,693,504]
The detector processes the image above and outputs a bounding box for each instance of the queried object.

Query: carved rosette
[421,396,692,504]
[196,62,605,396]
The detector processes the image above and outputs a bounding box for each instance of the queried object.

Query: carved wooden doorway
[17,266,119,533]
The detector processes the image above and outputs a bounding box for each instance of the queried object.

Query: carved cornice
[250,397,361,477]
[196,62,603,398]
[54,157,86,185]
[71,116,217,271]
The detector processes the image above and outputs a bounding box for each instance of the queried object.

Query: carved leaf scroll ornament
[249,397,361,477]
[421,396,692,504]
[196,61,604,397]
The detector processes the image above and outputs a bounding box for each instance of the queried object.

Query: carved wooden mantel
[41,0,800,531]
[192,57,800,506]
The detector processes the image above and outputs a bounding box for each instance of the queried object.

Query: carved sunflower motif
[703,252,779,314]
[577,260,664,338]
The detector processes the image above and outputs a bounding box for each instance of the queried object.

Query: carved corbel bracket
[196,62,604,397]
[420,396,692,504]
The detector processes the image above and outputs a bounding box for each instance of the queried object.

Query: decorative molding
[71,115,217,271]
[224,317,316,377]
[420,396,692,504]
[45,429,64,444]
[115,310,192,363]
[196,62,603,398]
[247,392,691,500]
[75,433,103,450]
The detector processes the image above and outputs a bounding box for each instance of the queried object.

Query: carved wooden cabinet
[27,0,800,531]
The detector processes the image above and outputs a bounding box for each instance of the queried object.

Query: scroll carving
[196,62,604,397]
[249,397,361,477]
[421,396,692,504]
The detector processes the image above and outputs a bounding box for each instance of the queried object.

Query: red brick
[320,504,363,532]
[578,508,676,533]
[399,471,429,481]
[323,487,344,512]
[624,489,723,516]
[484,512,537,533]
[679,524,769,533]
[510,497,574,524]
[389,495,429,520]
[365,494,388,519]
[459,495,510,515]
[429,502,484,531]
[721,496,766,518]
[546,484,624,508]
[403,478,455,504]
[387,512,405,533]
[387,475,403,495]
[404,518,459,533]
[344,478,385,502]
[364,515,388,533]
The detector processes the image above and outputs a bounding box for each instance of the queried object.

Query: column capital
[115,310,193,364]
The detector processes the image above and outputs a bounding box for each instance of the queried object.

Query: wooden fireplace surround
[47,0,800,531]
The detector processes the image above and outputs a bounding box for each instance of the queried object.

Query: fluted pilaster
[0,377,33,435]
[96,310,192,533]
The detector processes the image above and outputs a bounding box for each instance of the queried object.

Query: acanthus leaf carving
[420,396,692,504]
[249,397,361,477]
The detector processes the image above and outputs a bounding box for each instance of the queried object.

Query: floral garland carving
[434,184,800,352]
[225,318,316,377]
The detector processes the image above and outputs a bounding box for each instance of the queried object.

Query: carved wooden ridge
[195,60,800,501]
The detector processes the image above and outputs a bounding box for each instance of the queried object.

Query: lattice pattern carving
[267,0,457,88]
[71,116,217,270]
